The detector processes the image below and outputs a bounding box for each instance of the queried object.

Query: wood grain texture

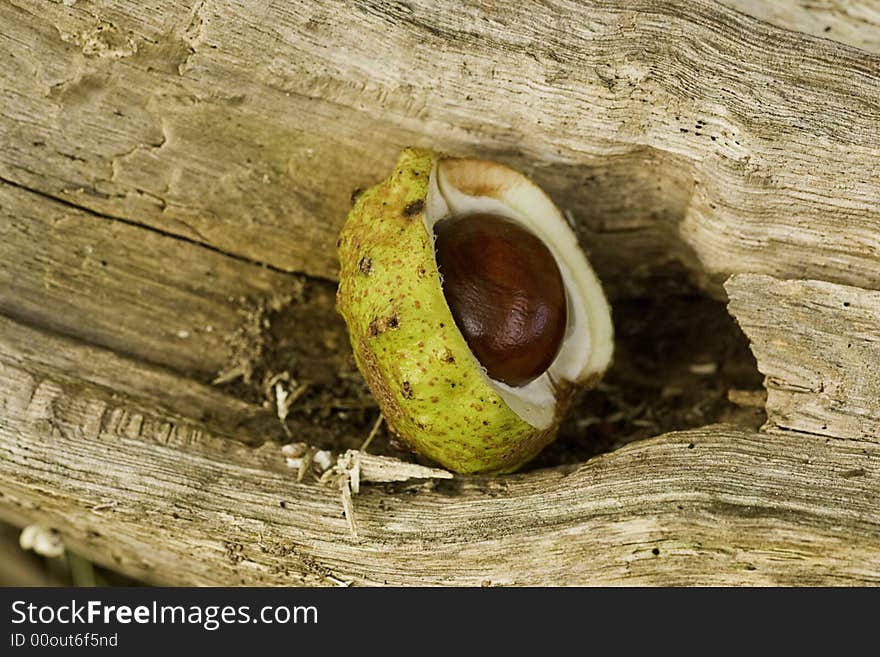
[1,0,878,296]
[0,314,282,445]
[0,176,293,378]
[1,348,878,586]
[0,178,341,382]
[723,1,880,53]
[727,274,880,444]
[2,0,880,587]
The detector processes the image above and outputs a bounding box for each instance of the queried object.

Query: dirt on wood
[214,269,765,472]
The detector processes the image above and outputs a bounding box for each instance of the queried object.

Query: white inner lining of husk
[425,159,614,429]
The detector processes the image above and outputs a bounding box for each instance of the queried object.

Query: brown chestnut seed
[433,213,568,387]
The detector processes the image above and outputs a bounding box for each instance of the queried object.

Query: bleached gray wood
[722,1,880,53]
[1,346,878,586]
[2,0,880,587]
[727,274,880,444]
[0,314,282,444]
[0,178,306,379]
[1,0,878,296]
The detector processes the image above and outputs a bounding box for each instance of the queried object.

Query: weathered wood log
[2,0,878,296]
[727,275,880,444]
[1,345,878,586]
[2,1,880,586]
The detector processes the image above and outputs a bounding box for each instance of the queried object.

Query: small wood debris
[727,388,767,408]
[265,372,309,436]
[281,442,308,472]
[325,575,353,587]
[296,448,315,482]
[339,476,358,538]
[211,364,248,385]
[281,443,335,481]
[576,416,601,429]
[312,450,334,472]
[20,525,65,558]
[341,451,453,489]
[281,442,308,458]
[689,362,718,376]
[320,450,453,539]
[359,413,384,452]
[281,437,452,539]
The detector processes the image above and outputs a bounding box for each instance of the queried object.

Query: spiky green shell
[336,148,564,474]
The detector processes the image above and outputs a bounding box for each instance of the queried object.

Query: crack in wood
[0,174,334,283]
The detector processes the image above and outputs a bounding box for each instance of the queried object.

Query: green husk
[336,149,563,474]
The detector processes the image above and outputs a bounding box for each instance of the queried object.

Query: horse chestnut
[336,148,613,473]
[434,213,567,387]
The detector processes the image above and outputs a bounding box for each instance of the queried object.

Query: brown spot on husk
[403,199,425,217]
[368,314,399,336]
